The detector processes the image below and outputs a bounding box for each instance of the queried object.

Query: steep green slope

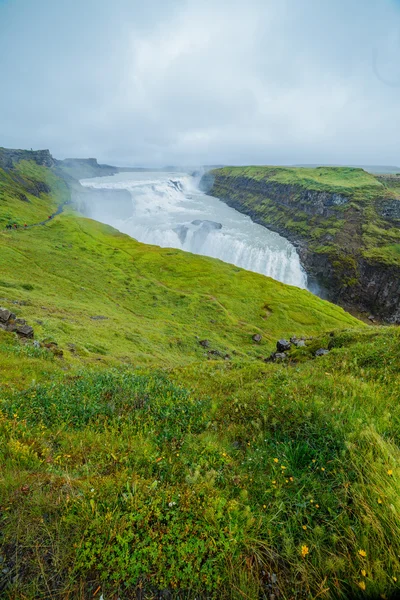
[1,156,399,599]
[0,164,360,374]
[202,166,400,322]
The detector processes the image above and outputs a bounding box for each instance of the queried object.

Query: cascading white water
[80,171,308,289]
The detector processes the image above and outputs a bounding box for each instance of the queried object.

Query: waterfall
[80,171,307,290]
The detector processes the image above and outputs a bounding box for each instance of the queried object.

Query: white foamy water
[80,171,307,289]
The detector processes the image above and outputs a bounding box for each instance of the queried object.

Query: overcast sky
[1,0,400,166]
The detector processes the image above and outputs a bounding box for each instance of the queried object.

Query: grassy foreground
[0,160,399,599]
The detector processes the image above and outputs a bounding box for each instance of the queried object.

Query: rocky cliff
[0,147,55,169]
[201,167,400,322]
[56,157,119,180]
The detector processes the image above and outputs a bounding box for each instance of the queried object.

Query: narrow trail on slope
[2,200,71,232]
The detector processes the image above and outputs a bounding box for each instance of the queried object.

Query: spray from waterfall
[80,171,308,289]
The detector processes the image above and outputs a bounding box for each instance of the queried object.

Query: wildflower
[358,581,366,591]
[272,480,276,484]
[393,577,397,582]
[358,549,367,558]
[321,467,325,471]
[387,469,393,476]
[285,479,289,483]
[312,459,316,463]
[361,569,366,577]
[378,498,382,504]
[290,476,294,481]
[263,505,267,509]
[315,504,320,508]
[281,465,287,470]
[176,453,179,456]
[310,499,314,503]
[302,525,307,530]
[301,545,309,557]
[274,458,279,463]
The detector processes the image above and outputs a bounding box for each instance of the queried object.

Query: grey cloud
[0,0,400,166]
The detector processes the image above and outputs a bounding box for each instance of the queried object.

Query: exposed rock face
[0,147,55,169]
[200,173,349,219]
[201,171,400,322]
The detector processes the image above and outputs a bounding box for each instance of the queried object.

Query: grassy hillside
[1,160,399,599]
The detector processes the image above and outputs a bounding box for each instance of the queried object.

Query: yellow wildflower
[358,549,367,558]
[263,505,267,509]
[378,498,382,504]
[273,458,279,463]
[393,577,398,582]
[358,581,366,591]
[361,569,366,577]
[302,525,307,530]
[301,545,309,557]
[281,465,287,470]
[387,469,393,476]
[290,476,294,481]
[315,504,320,508]
[272,480,276,484]
[321,467,325,471]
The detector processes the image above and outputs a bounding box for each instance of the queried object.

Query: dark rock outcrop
[0,147,55,169]
[0,307,34,338]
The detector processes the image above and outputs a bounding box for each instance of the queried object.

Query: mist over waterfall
[80,171,307,289]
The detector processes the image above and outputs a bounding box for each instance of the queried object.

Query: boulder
[0,308,15,323]
[315,348,329,357]
[16,324,34,339]
[277,339,291,352]
[199,339,210,348]
[252,334,262,343]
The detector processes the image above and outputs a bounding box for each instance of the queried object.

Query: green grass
[1,327,400,598]
[0,161,399,599]
[217,165,383,195]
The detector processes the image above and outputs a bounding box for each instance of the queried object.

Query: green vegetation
[0,160,399,599]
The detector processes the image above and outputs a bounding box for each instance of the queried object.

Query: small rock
[33,340,40,348]
[368,315,375,322]
[199,339,210,348]
[90,315,108,321]
[277,339,291,352]
[295,339,306,348]
[315,348,329,357]
[266,351,287,362]
[252,333,262,343]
